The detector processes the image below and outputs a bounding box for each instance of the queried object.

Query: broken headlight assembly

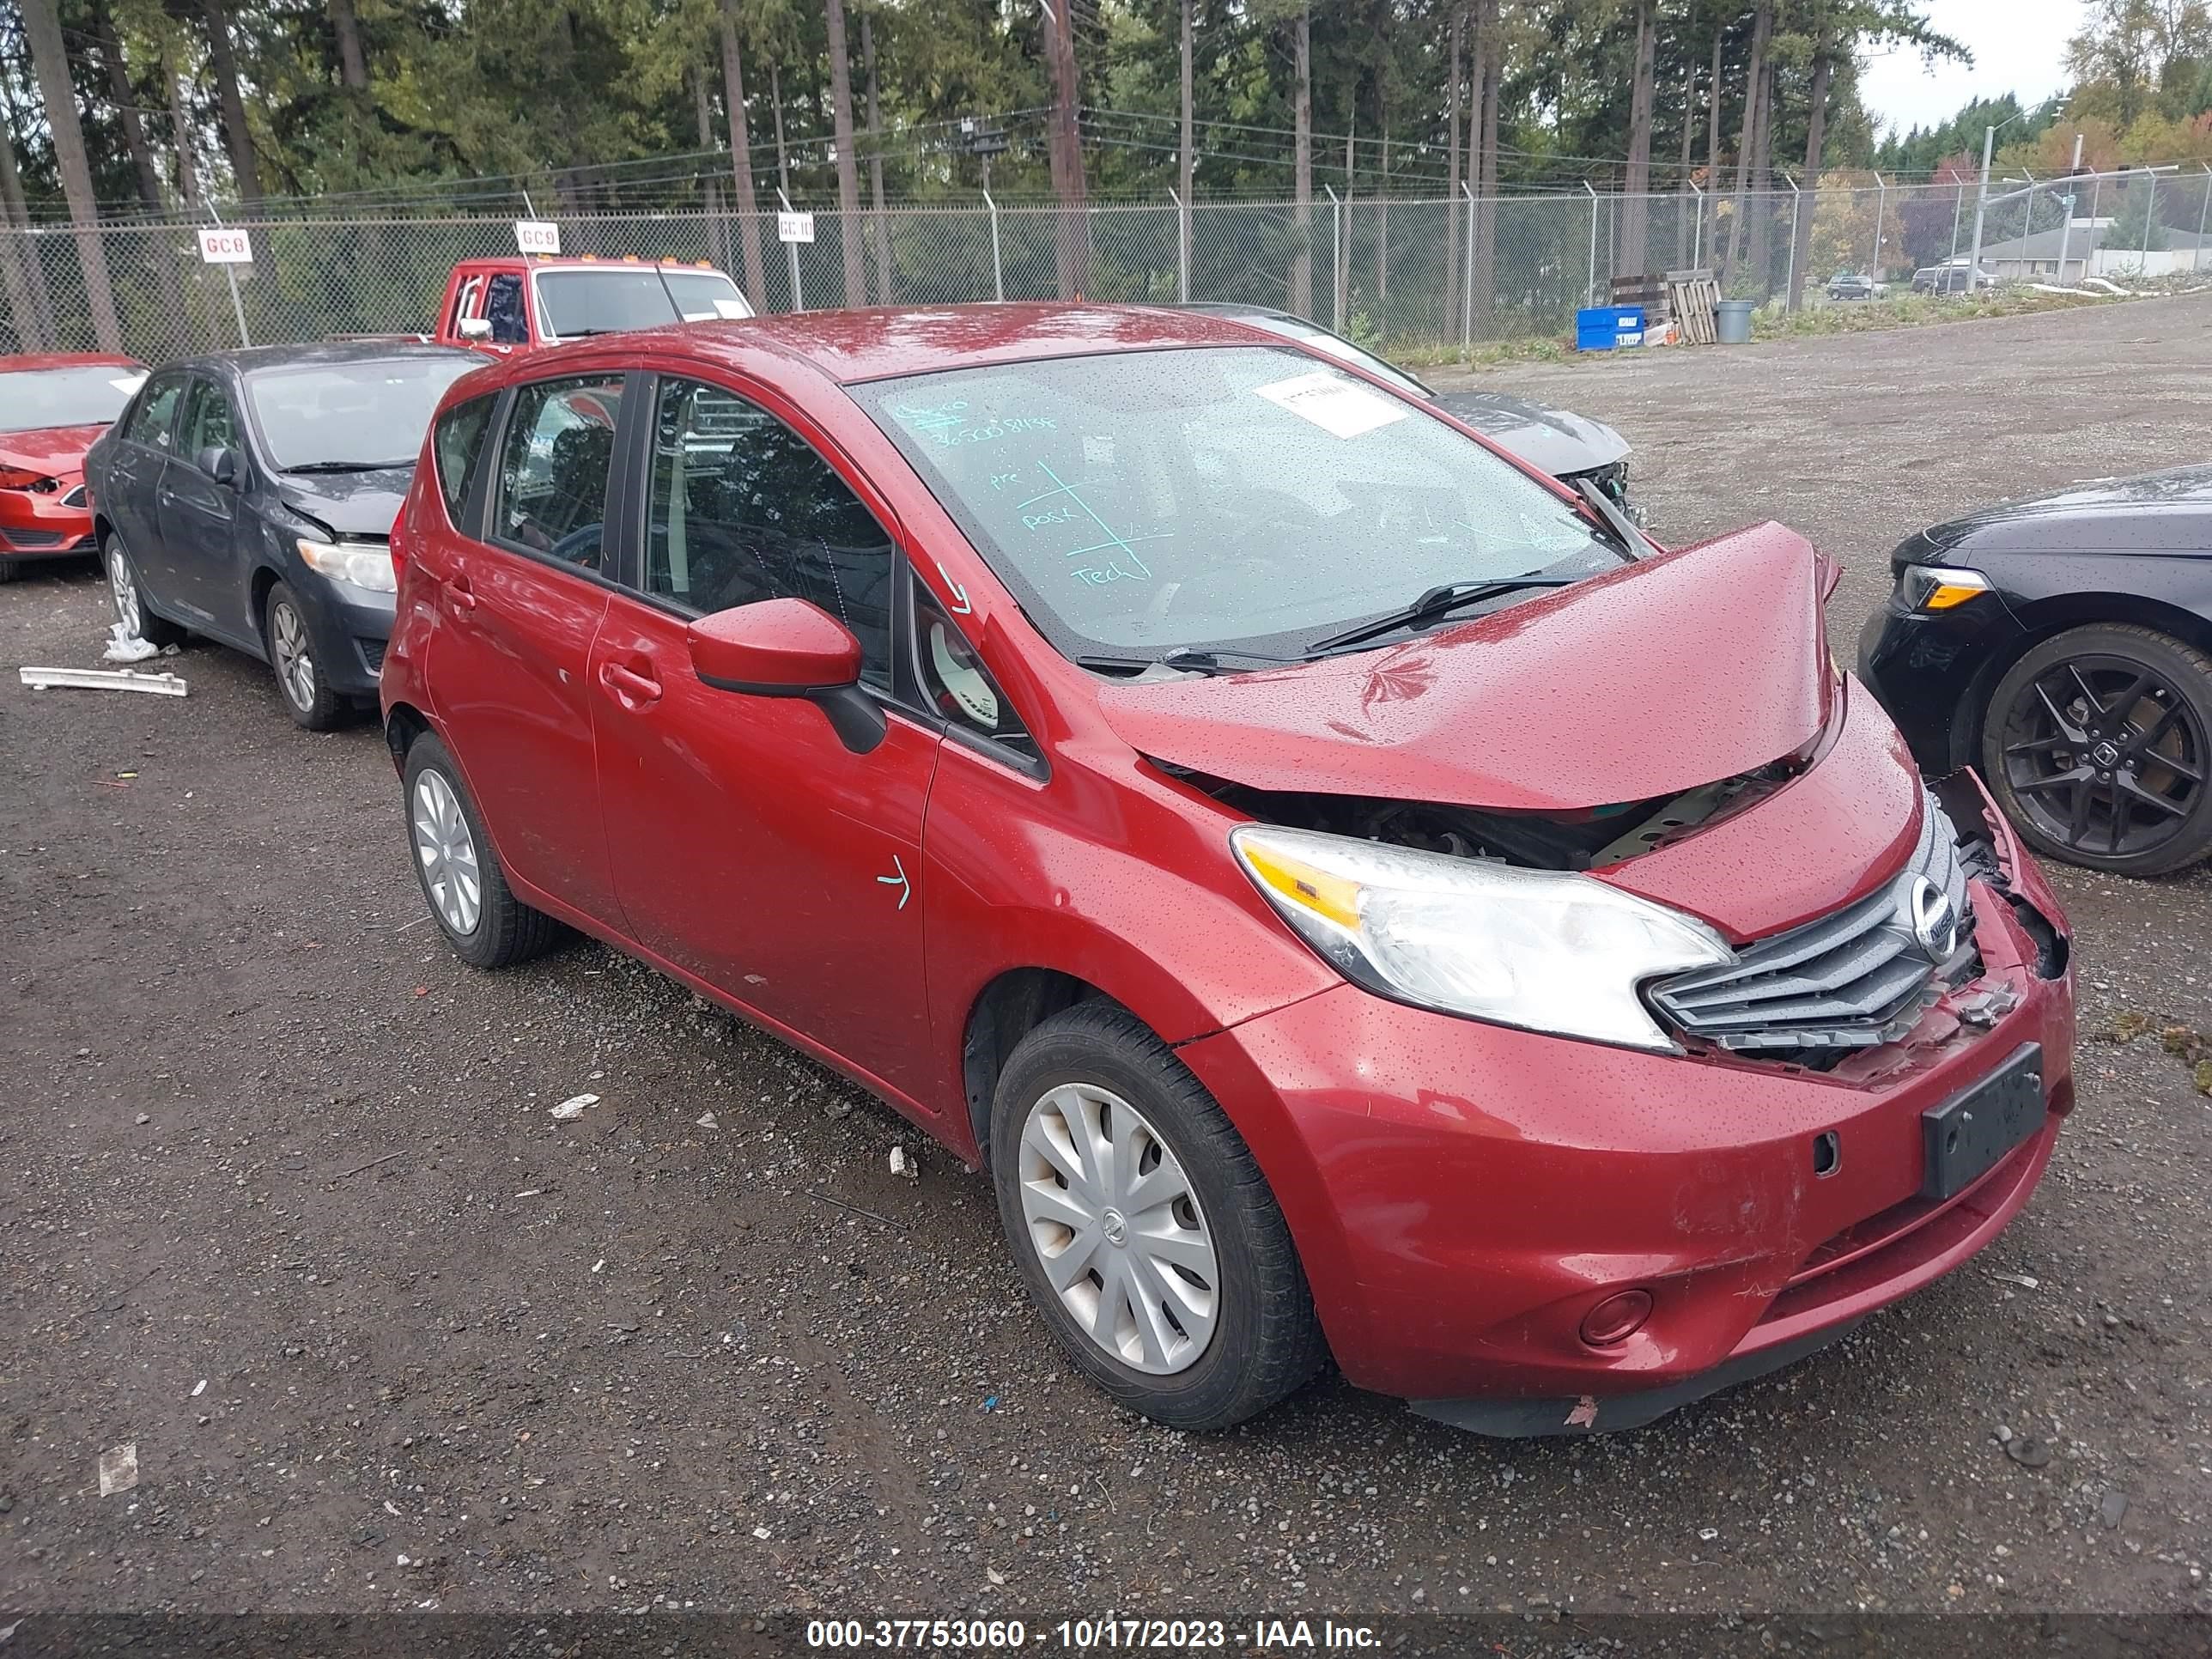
[1899,564,1990,612]
[1231,824,1734,1050]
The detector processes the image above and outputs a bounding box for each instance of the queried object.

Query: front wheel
[990,1001,1327,1431]
[1982,623,2212,876]
[264,580,347,731]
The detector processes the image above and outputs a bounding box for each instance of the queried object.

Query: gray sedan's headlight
[298,538,396,593]
[1231,825,1733,1050]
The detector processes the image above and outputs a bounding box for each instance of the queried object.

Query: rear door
[160,374,254,643]
[587,370,941,1102]
[105,371,186,588]
[419,371,631,928]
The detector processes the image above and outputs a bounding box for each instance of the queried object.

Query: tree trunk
[95,7,167,212]
[1620,0,1656,276]
[1748,49,1778,289]
[769,62,791,194]
[0,106,53,349]
[329,0,368,91]
[718,0,769,310]
[1178,0,1193,298]
[693,67,733,279]
[1786,46,1831,311]
[1044,0,1088,298]
[822,0,866,307]
[1376,118,1388,309]
[164,44,218,349]
[1723,0,1769,281]
[1289,6,1312,317]
[200,0,262,206]
[1339,109,1352,326]
[861,11,890,303]
[1674,58,1693,267]
[1703,28,1722,266]
[1444,4,1462,328]
[1472,0,1499,328]
[23,0,124,350]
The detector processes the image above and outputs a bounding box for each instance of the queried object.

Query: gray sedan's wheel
[991,1002,1327,1430]
[103,533,184,647]
[399,732,565,969]
[264,580,345,731]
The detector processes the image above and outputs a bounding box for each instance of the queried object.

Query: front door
[588,373,940,1107]
[421,372,630,929]
[160,375,252,641]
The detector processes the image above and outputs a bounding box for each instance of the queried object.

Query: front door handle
[598,661,663,707]
[445,572,478,611]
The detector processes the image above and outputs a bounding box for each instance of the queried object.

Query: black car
[84,342,480,728]
[1171,303,1639,520]
[1858,465,2212,876]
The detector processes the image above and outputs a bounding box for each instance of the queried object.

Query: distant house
[1977,216,2211,283]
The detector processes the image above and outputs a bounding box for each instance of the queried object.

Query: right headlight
[1231,824,1734,1051]
[297,537,397,593]
[1899,563,1990,612]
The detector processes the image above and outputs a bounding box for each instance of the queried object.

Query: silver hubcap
[107,546,141,636]
[1017,1082,1220,1375]
[271,601,315,709]
[410,770,482,935]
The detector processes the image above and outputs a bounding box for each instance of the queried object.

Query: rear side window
[125,374,185,448]
[642,375,895,689]
[493,375,625,572]
[432,393,495,527]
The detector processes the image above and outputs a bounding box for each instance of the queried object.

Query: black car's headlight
[1899,563,1990,612]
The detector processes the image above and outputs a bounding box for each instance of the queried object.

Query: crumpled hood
[273,466,415,539]
[1099,521,1831,814]
[1430,391,1631,477]
[0,422,110,482]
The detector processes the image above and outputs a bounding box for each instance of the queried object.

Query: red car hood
[1099,521,1832,814]
[0,422,108,480]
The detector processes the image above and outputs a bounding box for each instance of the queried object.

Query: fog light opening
[1578,1289,1654,1348]
[1812,1130,1841,1178]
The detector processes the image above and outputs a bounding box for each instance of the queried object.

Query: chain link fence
[6,169,2210,367]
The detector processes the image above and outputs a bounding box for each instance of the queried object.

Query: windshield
[534,269,751,337]
[1234,313,1433,400]
[245,357,478,471]
[856,346,1626,665]
[0,365,146,434]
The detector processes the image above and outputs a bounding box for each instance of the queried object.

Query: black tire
[101,531,185,647]
[400,732,566,969]
[1982,622,2212,877]
[263,580,348,732]
[0,557,20,584]
[990,1001,1327,1431]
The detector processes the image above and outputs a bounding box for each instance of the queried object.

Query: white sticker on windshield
[712,298,750,319]
[1253,369,1409,440]
[110,374,148,394]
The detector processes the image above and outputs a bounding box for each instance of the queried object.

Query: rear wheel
[402,732,566,969]
[990,1001,1327,1431]
[103,532,185,647]
[1983,623,2212,876]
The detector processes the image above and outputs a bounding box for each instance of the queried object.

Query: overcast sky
[1856,0,2081,137]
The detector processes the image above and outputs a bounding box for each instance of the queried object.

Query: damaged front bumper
[1176,769,2074,1435]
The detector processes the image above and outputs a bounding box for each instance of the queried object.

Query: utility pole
[1966,124,1995,285]
[2055,132,2083,283]
[1179,0,1193,301]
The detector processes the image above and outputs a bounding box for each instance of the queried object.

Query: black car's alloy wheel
[1984,623,2212,876]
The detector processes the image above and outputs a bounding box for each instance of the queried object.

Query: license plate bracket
[1922,1042,2045,1200]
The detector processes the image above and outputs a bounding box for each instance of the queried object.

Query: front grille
[0,527,68,549]
[1649,793,1980,1059]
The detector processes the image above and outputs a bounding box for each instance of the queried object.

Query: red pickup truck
[432,256,755,355]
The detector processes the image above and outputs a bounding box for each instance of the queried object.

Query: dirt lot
[3,293,2210,1626]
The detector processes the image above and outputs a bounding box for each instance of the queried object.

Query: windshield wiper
[283,459,410,474]
[1076,646,1297,678]
[1306,576,1581,655]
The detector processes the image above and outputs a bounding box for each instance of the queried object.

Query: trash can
[1715,299,1754,344]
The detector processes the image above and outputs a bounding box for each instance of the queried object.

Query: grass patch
[1749,286,2120,340]
[1392,336,1577,371]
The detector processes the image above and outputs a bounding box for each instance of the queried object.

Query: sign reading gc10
[197,227,253,265]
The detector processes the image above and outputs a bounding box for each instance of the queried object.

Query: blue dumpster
[1575,306,1645,351]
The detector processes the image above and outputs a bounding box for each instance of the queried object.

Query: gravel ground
[3,294,2210,1624]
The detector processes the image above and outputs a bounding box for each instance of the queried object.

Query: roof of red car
[566,303,1278,386]
[0,352,145,374]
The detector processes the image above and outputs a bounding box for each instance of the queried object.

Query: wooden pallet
[1607,273,1670,325]
[1664,269,1721,344]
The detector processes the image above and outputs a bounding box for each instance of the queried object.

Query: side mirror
[197,445,239,487]
[688,597,884,754]
[457,316,494,342]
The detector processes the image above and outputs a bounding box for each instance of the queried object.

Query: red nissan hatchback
[382,307,2075,1435]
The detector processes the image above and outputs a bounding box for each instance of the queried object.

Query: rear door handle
[598,661,663,706]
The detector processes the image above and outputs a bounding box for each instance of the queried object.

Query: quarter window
[644,377,894,690]
[432,393,496,528]
[494,375,625,572]
[913,580,1035,759]
[125,375,185,448]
